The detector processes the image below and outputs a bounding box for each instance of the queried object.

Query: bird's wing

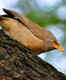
[3,8,46,40]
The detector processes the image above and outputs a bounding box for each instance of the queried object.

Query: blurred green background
[0,0,65,74]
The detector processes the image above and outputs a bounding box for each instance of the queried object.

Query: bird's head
[44,30,64,53]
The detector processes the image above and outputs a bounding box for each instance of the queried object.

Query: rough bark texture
[0,30,66,80]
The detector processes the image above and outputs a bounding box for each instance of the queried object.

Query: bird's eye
[48,38,54,42]
[48,35,54,42]
[48,38,50,42]
[48,36,53,42]
[50,40,54,42]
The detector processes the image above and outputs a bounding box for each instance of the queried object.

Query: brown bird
[0,8,64,54]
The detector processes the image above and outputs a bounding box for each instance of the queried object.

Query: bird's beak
[53,42,64,52]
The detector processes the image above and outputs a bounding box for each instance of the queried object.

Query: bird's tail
[3,8,21,18]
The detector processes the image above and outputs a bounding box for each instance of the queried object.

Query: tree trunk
[0,30,66,80]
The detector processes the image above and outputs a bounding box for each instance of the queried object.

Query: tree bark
[0,30,66,80]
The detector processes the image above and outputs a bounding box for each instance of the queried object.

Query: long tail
[3,8,22,18]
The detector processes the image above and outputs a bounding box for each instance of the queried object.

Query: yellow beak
[53,43,64,52]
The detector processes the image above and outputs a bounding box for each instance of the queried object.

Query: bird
[0,8,64,54]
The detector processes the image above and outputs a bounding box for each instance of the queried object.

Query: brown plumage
[0,8,64,54]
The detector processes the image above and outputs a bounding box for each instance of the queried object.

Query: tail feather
[3,8,17,17]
